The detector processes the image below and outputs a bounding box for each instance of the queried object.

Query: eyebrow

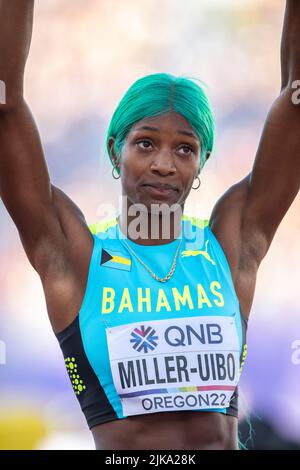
[133,125,199,141]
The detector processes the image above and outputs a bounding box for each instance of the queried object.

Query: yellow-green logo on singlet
[181,239,216,265]
[65,357,86,396]
[100,248,132,271]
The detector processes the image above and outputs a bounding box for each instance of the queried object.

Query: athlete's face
[108,111,201,210]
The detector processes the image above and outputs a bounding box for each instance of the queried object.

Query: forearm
[281,0,300,90]
[0,0,34,104]
[0,103,51,210]
[0,0,53,232]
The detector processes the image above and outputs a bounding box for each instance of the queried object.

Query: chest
[93,240,239,322]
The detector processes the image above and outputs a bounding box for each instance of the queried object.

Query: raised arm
[240,0,300,257]
[280,0,300,90]
[0,0,54,245]
[210,1,300,268]
[0,0,92,281]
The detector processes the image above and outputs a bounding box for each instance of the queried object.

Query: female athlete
[0,0,299,450]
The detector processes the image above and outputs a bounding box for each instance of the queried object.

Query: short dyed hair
[106,73,215,175]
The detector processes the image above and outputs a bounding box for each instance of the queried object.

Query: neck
[118,200,184,246]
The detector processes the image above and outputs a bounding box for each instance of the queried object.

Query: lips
[142,182,179,192]
[141,183,179,199]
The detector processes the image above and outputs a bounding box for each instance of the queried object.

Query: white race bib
[105,315,240,416]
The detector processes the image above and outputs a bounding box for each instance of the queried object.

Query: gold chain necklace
[119,232,183,283]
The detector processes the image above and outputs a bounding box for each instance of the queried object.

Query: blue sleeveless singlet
[55,215,248,429]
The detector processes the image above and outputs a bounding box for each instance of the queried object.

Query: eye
[136,139,153,150]
[135,139,195,156]
[178,145,194,156]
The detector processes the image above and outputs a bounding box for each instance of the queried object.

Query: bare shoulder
[32,185,93,277]
[37,185,94,334]
[209,172,266,320]
[51,184,94,258]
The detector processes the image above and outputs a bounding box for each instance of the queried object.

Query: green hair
[106,73,215,175]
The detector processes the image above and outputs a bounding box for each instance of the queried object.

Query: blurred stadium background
[0,0,299,450]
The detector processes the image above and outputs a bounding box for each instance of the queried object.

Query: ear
[108,137,120,168]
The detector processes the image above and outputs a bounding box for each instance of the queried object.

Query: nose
[150,152,176,176]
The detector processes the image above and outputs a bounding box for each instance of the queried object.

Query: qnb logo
[0,340,6,365]
[130,325,159,353]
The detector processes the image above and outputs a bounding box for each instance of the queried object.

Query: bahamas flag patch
[100,248,132,272]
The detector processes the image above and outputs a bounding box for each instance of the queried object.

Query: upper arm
[243,87,300,250]
[210,88,299,272]
[0,101,92,277]
[0,100,53,230]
